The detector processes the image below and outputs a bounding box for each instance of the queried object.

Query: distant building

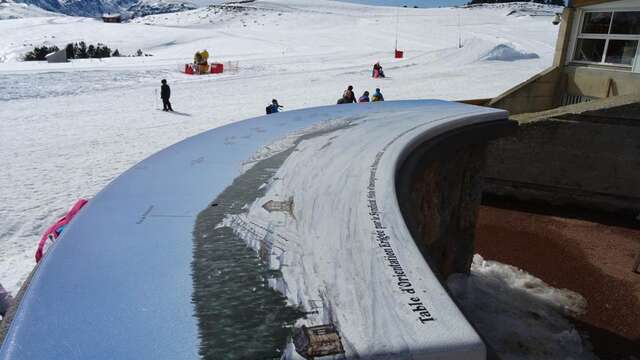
[488,0,640,114]
[45,49,67,63]
[101,14,121,23]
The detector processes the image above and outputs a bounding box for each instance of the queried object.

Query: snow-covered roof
[0,100,508,359]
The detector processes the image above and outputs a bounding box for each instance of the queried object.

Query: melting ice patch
[481,44,540,62]
[238,116,356,174]
[448,255,597,360]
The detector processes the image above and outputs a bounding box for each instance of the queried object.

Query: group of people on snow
[159,80,384,115]
[338,85,384,104]
[264,85,384,115]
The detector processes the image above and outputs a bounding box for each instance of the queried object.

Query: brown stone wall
[407,144,487,278]
[396,120,513,278]
[484,116,640,215]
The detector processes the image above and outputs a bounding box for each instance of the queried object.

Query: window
[573,10,640,68]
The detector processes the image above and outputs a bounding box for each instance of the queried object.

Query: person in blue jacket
[266,99,283,114]
[372,88,385,102]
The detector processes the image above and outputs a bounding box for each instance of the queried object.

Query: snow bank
[448,255,596,360]
[481,44,539,62]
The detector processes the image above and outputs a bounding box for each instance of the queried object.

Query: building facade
[489,0,640,114]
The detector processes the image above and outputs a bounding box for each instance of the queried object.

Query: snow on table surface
[0,100,506,359]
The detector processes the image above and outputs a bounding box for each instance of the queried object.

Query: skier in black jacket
[160,79,173,112]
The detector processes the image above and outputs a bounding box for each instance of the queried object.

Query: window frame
[570,9,640,70]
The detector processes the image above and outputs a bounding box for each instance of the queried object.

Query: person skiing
[372,88,385,102]
[340,85,357,104]
[359,91,370,103]
[160,79,173,112]
[266,99,283,114]
[0,282,12,318]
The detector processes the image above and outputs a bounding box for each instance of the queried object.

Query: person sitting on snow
[372,88,384,102]
[359,91,370,103]
[266,99,283,114]
[0,283,12,318]
[340,85,357,104]
[373,62,386,78]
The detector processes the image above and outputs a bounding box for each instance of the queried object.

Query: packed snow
[481,44,540,61]
[448,255,597,360]
[0,1,595,358]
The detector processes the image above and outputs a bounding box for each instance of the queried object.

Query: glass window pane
[605,40,638,65]
[582,12,612,34]
[611,11,640,35]
[574,38,606,62]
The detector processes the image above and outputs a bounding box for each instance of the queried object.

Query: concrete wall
[397,121,514,279]
[573,0,612,7]
[489,65,640,115]
[564,66,640,98]
[484,102,640,216]
[488,66,561,115]
[553,7,575,67]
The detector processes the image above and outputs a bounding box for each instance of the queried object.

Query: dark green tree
[112,49,120,57]
[95,44,111,58]
[23,45,60,61]
[65,43,74,59]
[77,41,88,58]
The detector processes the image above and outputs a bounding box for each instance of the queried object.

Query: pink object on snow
[35,199,88,263]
